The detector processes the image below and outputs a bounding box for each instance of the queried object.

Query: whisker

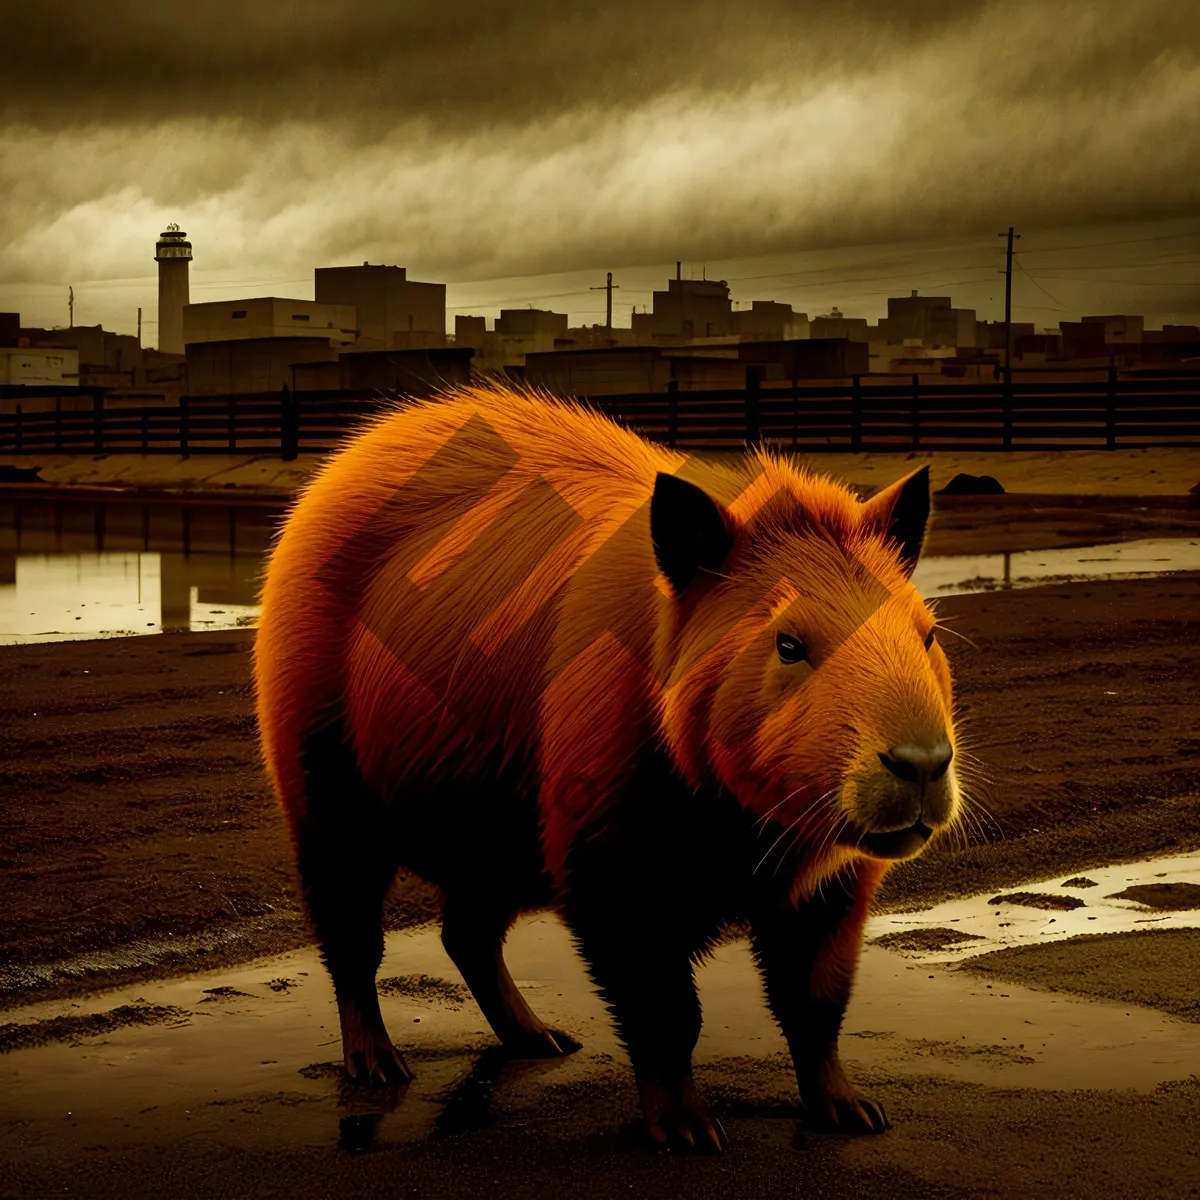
[754,787,836,876]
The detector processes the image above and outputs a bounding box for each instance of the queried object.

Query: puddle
[0,498,273,644]
[912,537,1200,596]
[869,850,1200,964]
[5,901,1200,1158]
[1,494,1197,644]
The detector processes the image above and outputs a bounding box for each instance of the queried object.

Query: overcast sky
[2,0,1197,341]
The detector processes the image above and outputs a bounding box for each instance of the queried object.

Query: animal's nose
[879,741,953,787]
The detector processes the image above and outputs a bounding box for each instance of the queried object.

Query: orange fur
[254,383,956,895]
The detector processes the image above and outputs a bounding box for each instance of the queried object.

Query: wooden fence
[1,373,1199,458]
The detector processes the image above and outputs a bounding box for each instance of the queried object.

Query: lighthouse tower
[155,224,192,354]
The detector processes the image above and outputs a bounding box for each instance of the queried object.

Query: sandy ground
[3,444,1199,497]
[3,502,1200,1197]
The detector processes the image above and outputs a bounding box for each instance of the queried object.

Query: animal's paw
[797,1055,890,1134]
[343,1033,414,1088]
[640,1076,727,1154]
[804,1090,890,1135]
[503,1026,583,1059]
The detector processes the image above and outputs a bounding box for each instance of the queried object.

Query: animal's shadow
[335,1031,583,1153]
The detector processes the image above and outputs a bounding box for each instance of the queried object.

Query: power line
[745,270,1001,296]
[1016,260,1071,312]
[1022,260,1200,273]
[724,260,997,286]
[446,285,652,311]
[1018,231,1199,255]
[1028,275,1200,286]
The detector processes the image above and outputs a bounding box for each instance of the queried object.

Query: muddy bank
[963,928,1200,1023]
[1,564,1199,1007]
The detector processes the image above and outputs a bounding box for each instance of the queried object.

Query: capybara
[254,384,961,1151]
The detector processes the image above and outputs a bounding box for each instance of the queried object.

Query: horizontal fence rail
[1,375,1198,458]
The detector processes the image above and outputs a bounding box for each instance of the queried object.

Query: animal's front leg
[749,864,889,1134]
[570,918,726,1152]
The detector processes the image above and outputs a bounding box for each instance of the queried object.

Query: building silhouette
[183,297,357,347]
[314,264,446,350]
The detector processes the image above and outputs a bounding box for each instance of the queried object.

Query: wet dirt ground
[2,501,1200,1196]
[4,913,1200,1199]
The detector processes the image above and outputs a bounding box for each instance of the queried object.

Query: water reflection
[1,497,1198,645]
[912,537,1200,596]
[0,498,276,645]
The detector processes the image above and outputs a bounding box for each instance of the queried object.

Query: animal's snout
[878,741,953,789]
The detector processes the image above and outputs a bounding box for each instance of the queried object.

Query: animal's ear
[650,473,735,595]
[860,466,930,577]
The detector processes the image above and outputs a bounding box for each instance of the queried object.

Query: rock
[987,891,1085,911]
[0,464,45,483]
[935,472,1006,496]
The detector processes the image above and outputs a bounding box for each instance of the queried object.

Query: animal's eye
[776,633,808,665]
[924,627,937,650]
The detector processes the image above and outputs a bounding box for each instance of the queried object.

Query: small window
[291,313,311,322]
[231,310,247,319]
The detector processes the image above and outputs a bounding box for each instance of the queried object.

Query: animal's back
[254,385,680,819]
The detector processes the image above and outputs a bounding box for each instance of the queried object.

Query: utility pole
[591,271,619,336]
[998,226,1021,378]
[68,286,74,328]
[137,307,142,345]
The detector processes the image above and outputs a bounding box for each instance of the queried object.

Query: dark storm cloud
[1,0,1198,295]
[3,1,994,130]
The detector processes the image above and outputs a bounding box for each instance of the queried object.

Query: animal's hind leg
[441,894,579,1058]
[295,723,412,1087]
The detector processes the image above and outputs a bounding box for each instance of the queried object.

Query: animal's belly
[380,751,554,908]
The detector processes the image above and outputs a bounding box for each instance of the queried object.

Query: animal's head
[652,459,962,884]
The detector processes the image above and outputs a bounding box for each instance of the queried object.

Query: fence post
[180,395,190,455]
[1002,369,1013,450]
[745,365,762,446]
[280,385,298,461]
[850,374,862,452]
[14,404,22,455]
[93,393,105,453]
[1105,364,1117,449]
[910,374,920,449]
[666,378,679,449]
[54,396,63,452]
[227,399,237,452]
[791,367,799,449]
[141,409,149,452]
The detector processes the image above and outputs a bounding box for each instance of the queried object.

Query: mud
[871,928,985,953]
[2,914,1200,1198]
[987,892,1087,911]
[1107,882,1200,910]
[0,1003,188,1053]
[964,929,1200,1024]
